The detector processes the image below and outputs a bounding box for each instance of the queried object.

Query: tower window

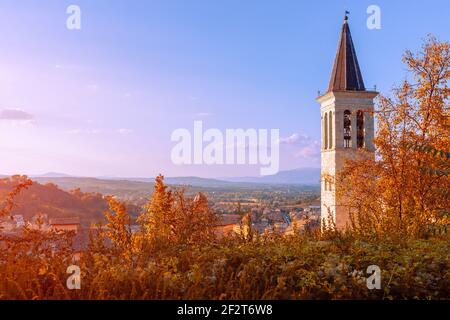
[357,110,364,148]
[323,177,333,191]
[329,112,333,149]
[343,110,351,148]
[324,112,328,150]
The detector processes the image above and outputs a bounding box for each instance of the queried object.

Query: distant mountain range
[30,172,73,178]
[97,168,321,186]
[2,168,321,187]
[220,168,321,185]
[0,172,74,179]
[109,176,238,188]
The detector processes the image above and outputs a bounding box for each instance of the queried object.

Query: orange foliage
[338,36,450,238]
[137,175,218,251]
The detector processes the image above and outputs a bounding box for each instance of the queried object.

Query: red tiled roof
[49,217,81,225]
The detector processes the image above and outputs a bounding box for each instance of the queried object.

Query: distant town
[0,173,321,254]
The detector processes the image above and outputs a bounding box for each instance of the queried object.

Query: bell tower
[317,14,378,229]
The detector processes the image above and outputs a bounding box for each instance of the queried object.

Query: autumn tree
[0,176,32,219]
[137,175,217,251]
[137,175,175,251]
[167,191,217,245]
[103,196,133,263]
[338,36,449,238]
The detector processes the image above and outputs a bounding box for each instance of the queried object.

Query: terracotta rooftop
[328,14,366,92]
[216,214,242,226]
[49,217,81,225]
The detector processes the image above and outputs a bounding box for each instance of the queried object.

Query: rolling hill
[0,176,141,226]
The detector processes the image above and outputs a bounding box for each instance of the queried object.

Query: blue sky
[0,0,449,177]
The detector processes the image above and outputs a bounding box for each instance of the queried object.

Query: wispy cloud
[54,64,80,71]
[87,83,100,92]
[196,112,213,117]
[117,128,133,135]
[0,108,36,125]
[66,128,133,135]
[280,133,320,159]
[66,128,103,135]
[294,142,320,158]
[0,108,34,121]
[280,133,303,144]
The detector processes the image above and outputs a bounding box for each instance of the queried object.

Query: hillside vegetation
[0,176,140,226]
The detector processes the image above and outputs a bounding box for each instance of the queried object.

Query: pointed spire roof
[328,14,365,92]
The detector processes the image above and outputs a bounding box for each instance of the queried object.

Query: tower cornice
[317,90,379,104]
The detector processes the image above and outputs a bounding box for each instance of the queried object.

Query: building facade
[317,15,378,229]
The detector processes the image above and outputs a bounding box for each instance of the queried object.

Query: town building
[49,217,81,233]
